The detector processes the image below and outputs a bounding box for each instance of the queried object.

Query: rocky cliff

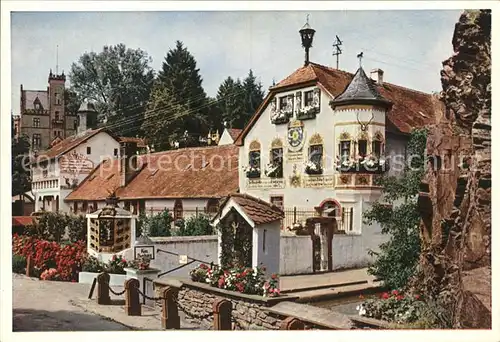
[414,10,491,328]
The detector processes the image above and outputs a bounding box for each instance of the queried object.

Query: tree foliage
[174,214,214,236]
[363,128,428,289]
[143,41,208,150]
[138,209,173,237]
[215,70,264,131]
[12,118,31,196]
[69,43,155,137]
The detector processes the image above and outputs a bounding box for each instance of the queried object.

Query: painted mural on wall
[59,150,95,189]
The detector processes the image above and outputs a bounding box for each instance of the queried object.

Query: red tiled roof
[36,128,110,161]
[12,216,34,226]
[219,193,284,225]
[236,62,443,145]
[66,144,239,201]
[227,128,243,141]
[119,137,148,148]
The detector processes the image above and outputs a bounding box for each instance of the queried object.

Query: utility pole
[332,35,343,69]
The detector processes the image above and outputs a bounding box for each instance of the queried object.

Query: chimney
[370,68,384,85]
[120,141,138,187]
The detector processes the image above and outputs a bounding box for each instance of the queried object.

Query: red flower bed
[12,234,86,282]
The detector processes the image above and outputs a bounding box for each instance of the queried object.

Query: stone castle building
[18,70,78,151]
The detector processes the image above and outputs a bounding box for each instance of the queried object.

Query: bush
[357,290,452,328]
[175,214,213,236]
[189,264,280,297]
[145,209,173,237]
[82,256,106,273]
[67,214,87,243]
[12,254,26,274]
[12,234,87,282]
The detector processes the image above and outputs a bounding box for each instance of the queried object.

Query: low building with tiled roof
[65,144,239,219]
[30,127,121,213]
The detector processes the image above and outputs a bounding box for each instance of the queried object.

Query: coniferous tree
[242,69,265,120]
[143,41,209,149]
[12,117,31,196]
[216,76,246,129]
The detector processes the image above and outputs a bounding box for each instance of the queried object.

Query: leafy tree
[143,41,209,150]
[174,214,213,236]
[363,128,428,289]
[12,117,31,196]
[69,44,155,137]
[64,89,82,116]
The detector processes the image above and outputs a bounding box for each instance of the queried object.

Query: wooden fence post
[125,278,141,316]
[161,287,180,329]
[25,255,32,278]
[213,298,232,330]
[96,272,111,305]
[280,317,305,330]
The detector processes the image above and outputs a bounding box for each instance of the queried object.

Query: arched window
[174,199,183,221]
[372,131,384,158]
[338,132,351,162]
[246,140,261,178]
[307,133,324,175]
[357,132,369,158]
[267,138,283,178]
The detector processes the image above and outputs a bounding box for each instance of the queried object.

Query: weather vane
[357,52,364,67]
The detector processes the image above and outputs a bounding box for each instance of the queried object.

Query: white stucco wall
[32,131,120,213]
[280,235,313,275]
[252,221,281,276]
[218,129,235,145]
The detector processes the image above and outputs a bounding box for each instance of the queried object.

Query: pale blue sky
[11,10,462,115]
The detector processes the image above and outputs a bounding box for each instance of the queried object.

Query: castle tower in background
[18,70,78,151]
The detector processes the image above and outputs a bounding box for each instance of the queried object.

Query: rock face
[415,10,491,328]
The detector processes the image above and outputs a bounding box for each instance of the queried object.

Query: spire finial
[357,52,364,68]
[306,14,310,25]
[56,44,59,74]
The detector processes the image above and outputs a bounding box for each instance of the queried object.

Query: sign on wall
[59,150,94,174]
[134,245,155,260]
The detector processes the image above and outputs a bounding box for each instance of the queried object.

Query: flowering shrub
[40,268,59,281]
[242,165,261,178]
[335,155,387,173]
[128,255,151,270]
[304,160,322,175]
[189,264,280,297]
[107,254,128,274]
[82,256,106,273]
[12,234,86,282]
[356,290,427,324]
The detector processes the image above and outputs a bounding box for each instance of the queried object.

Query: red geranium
[391,290,399,296]
[381,292,390,299]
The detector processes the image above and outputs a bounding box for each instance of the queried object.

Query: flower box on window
[243,166,261,179]
[304,161,323,175]
[335,155,389,174]
[296,106,320,120]
[264,163,282,178]
[271,111,291,125]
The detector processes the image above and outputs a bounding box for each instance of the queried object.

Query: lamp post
[299,15,316,65]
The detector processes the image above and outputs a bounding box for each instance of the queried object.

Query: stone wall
[153,278,358,330]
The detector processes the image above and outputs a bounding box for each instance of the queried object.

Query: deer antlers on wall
[357,111,374,132]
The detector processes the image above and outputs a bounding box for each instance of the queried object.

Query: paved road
[12,274,130,331]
